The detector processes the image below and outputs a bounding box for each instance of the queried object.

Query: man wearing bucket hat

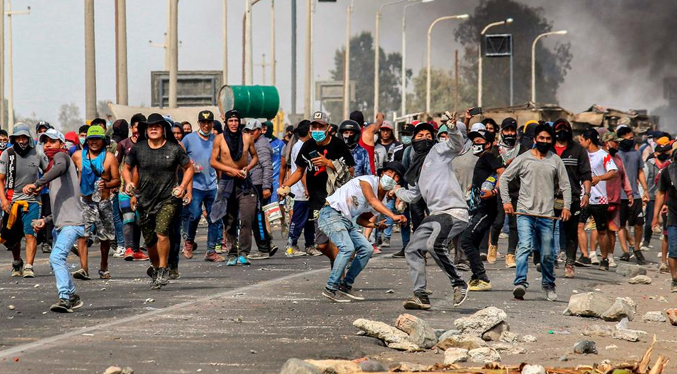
[71,126,121,280]
[0,123,48,278]
[24,128,86,312]
[318,161,407,302]
[123,113,194,289]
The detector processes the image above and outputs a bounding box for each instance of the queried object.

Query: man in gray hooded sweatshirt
[394,122,484,310]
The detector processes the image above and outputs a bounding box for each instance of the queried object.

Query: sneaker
[590,252,600,265]
[391,249,405,258]
[619,252,631,262]
[608,256,617,268]
[338,284,365,301]
[226,256,237,266]
[381,238,391,248]
[453,282,469,306]
[285,245,306,257]
[41,242,52,254]
[640,244,651,252]
[513,284,526,300]
[125,248,149,261]
[575,255,591,267]
[672,279,677,293]
[480,253,488,261]
[146,265,156,279]
[322,288,352,303]
[468,279,492,292]
[403,293,431,310]
[505,254,516,268]
[50,299,74,313]
[270,245,279,257]
[183,240,196,259]
[599,258,609,271]
[247,252,271,260]
[214,243,223,254]
[487,244,498,264]
[372,244,382,254]
[23,265,35,278]
[72,268,91,280]
[543,286,557,301]
[238,255,251,265]
[564,264,575,278]
[456,262,470,272]
[205,251,226,262]
[168,264,180,280]
[70,294,84,310]
[112,246,125,258]
[535,263,542,273]
[633,250,647,265]
[659,262,669,274]
[557,252,566,264]
[305,246,322,256]
[11,260,23,277]
[151,267,169,290]
[498,232,509,239]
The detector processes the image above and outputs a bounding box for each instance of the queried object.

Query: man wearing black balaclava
[210,109,260,266]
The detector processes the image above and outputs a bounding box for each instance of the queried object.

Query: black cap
[379,161,406,180]
[469,130,495,143]
[225,109,241,121]
[399,124,415,135]
[501,117,517,130]
[36,121,51,132]
[138,113,177,143]
[198,110,214,122]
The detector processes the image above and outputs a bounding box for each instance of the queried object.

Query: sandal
[98,269,111,279]
[72,268,91,280]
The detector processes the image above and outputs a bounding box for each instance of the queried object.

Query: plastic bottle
[92,178,102,202]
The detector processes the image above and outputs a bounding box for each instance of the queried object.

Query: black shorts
[312,209,329,245]
[580,204,609,232]
[620,199,644,227]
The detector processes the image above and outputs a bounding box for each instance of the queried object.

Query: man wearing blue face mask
[278,111,356,264]
[0,130,9,155]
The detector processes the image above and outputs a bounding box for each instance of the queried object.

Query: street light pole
[477,18,512,108]
[168,0,178,108]
[6,0,29,129]
[115,0,128,105]
[426,14,468,114]
[304,0,311,118]
[244,0,253,85]
[223,0,228,85]
[84,0,96,120]
[531,30,567,103]
[402,0,433,117]
[271,0,276,86]
[343,0,354,120]
[374,0,409,117]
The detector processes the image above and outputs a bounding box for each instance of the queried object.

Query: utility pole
[84,0,96,120]
[291,0,296,114]
[168,0,178,108]
[304,0,311,118]
[343,2,351,119]
[222,0,228,85]
[0,0,4,131]
[244,0,253,85]
[115,0,128,105]
[270,0,276,86]
[6,0,31,129]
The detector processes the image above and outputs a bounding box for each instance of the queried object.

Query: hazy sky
[7,0,669,127]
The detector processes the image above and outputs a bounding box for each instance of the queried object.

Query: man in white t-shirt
[578,129,618,270]
[319,162,407,303]
[284,121,319,257]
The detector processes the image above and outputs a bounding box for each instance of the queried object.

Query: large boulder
[564,292,615,318]
[468,347,501,363]
[395,314,437,349]
[482,321,510,342]
[454,307,507,336]
[616,263,647,277]
[601,297,636,321]
[437,334,487,350]
[353,319,420,351]
[280,359,321,374]
[443,348,469,364]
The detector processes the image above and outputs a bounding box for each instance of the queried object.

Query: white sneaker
[640,245,651,251]
[607,256,617,268]
[590,251,600,265]
[498,232,509,239]
[112,246,126,258]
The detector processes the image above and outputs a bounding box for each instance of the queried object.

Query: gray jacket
[249,135,273,190]
[396,126,468,214]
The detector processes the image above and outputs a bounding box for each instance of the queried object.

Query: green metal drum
[217,85,280,119]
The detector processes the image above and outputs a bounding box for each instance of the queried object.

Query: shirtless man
[358,111,383,175]
[71,126,120,280]
[209,109,260,266]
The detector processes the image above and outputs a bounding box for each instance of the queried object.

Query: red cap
[64,131,78,144]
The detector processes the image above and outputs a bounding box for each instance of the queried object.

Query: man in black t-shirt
[123,113,194,290]
[652,161,677,293]
[278,111,355,263]
[458,128,504,292]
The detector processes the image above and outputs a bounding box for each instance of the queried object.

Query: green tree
[407,68,474,115]
[326,31,411,122]
[454,0,572,108]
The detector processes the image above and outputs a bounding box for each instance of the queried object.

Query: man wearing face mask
[500,124,571,301]
[0,123,48,278]
[404,122,436,231]
[550,119,592,278]
[338,120,371,177]
[68,125,90,156]
[393,124,414,163]
[459,125,503,292]
[643,136,672,259]
[0,130,9,155]
[319,162,407,302]
[616,126,649,264]
[488,118,527,268]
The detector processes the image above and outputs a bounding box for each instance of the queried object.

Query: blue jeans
[112,192,124,248]
[318,206,374,291]
[50,225,86,299]
[515,215,556,289]
[667,226,677,259]
[186,188,220,250]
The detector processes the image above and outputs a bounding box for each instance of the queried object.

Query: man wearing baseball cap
[24,128,86,312]
[182,110,223,263]
[72,126,121,280]
[374,120,403,251]
[0,123,48,278]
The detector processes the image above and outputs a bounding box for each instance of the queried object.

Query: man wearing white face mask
[318,162,407,302]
